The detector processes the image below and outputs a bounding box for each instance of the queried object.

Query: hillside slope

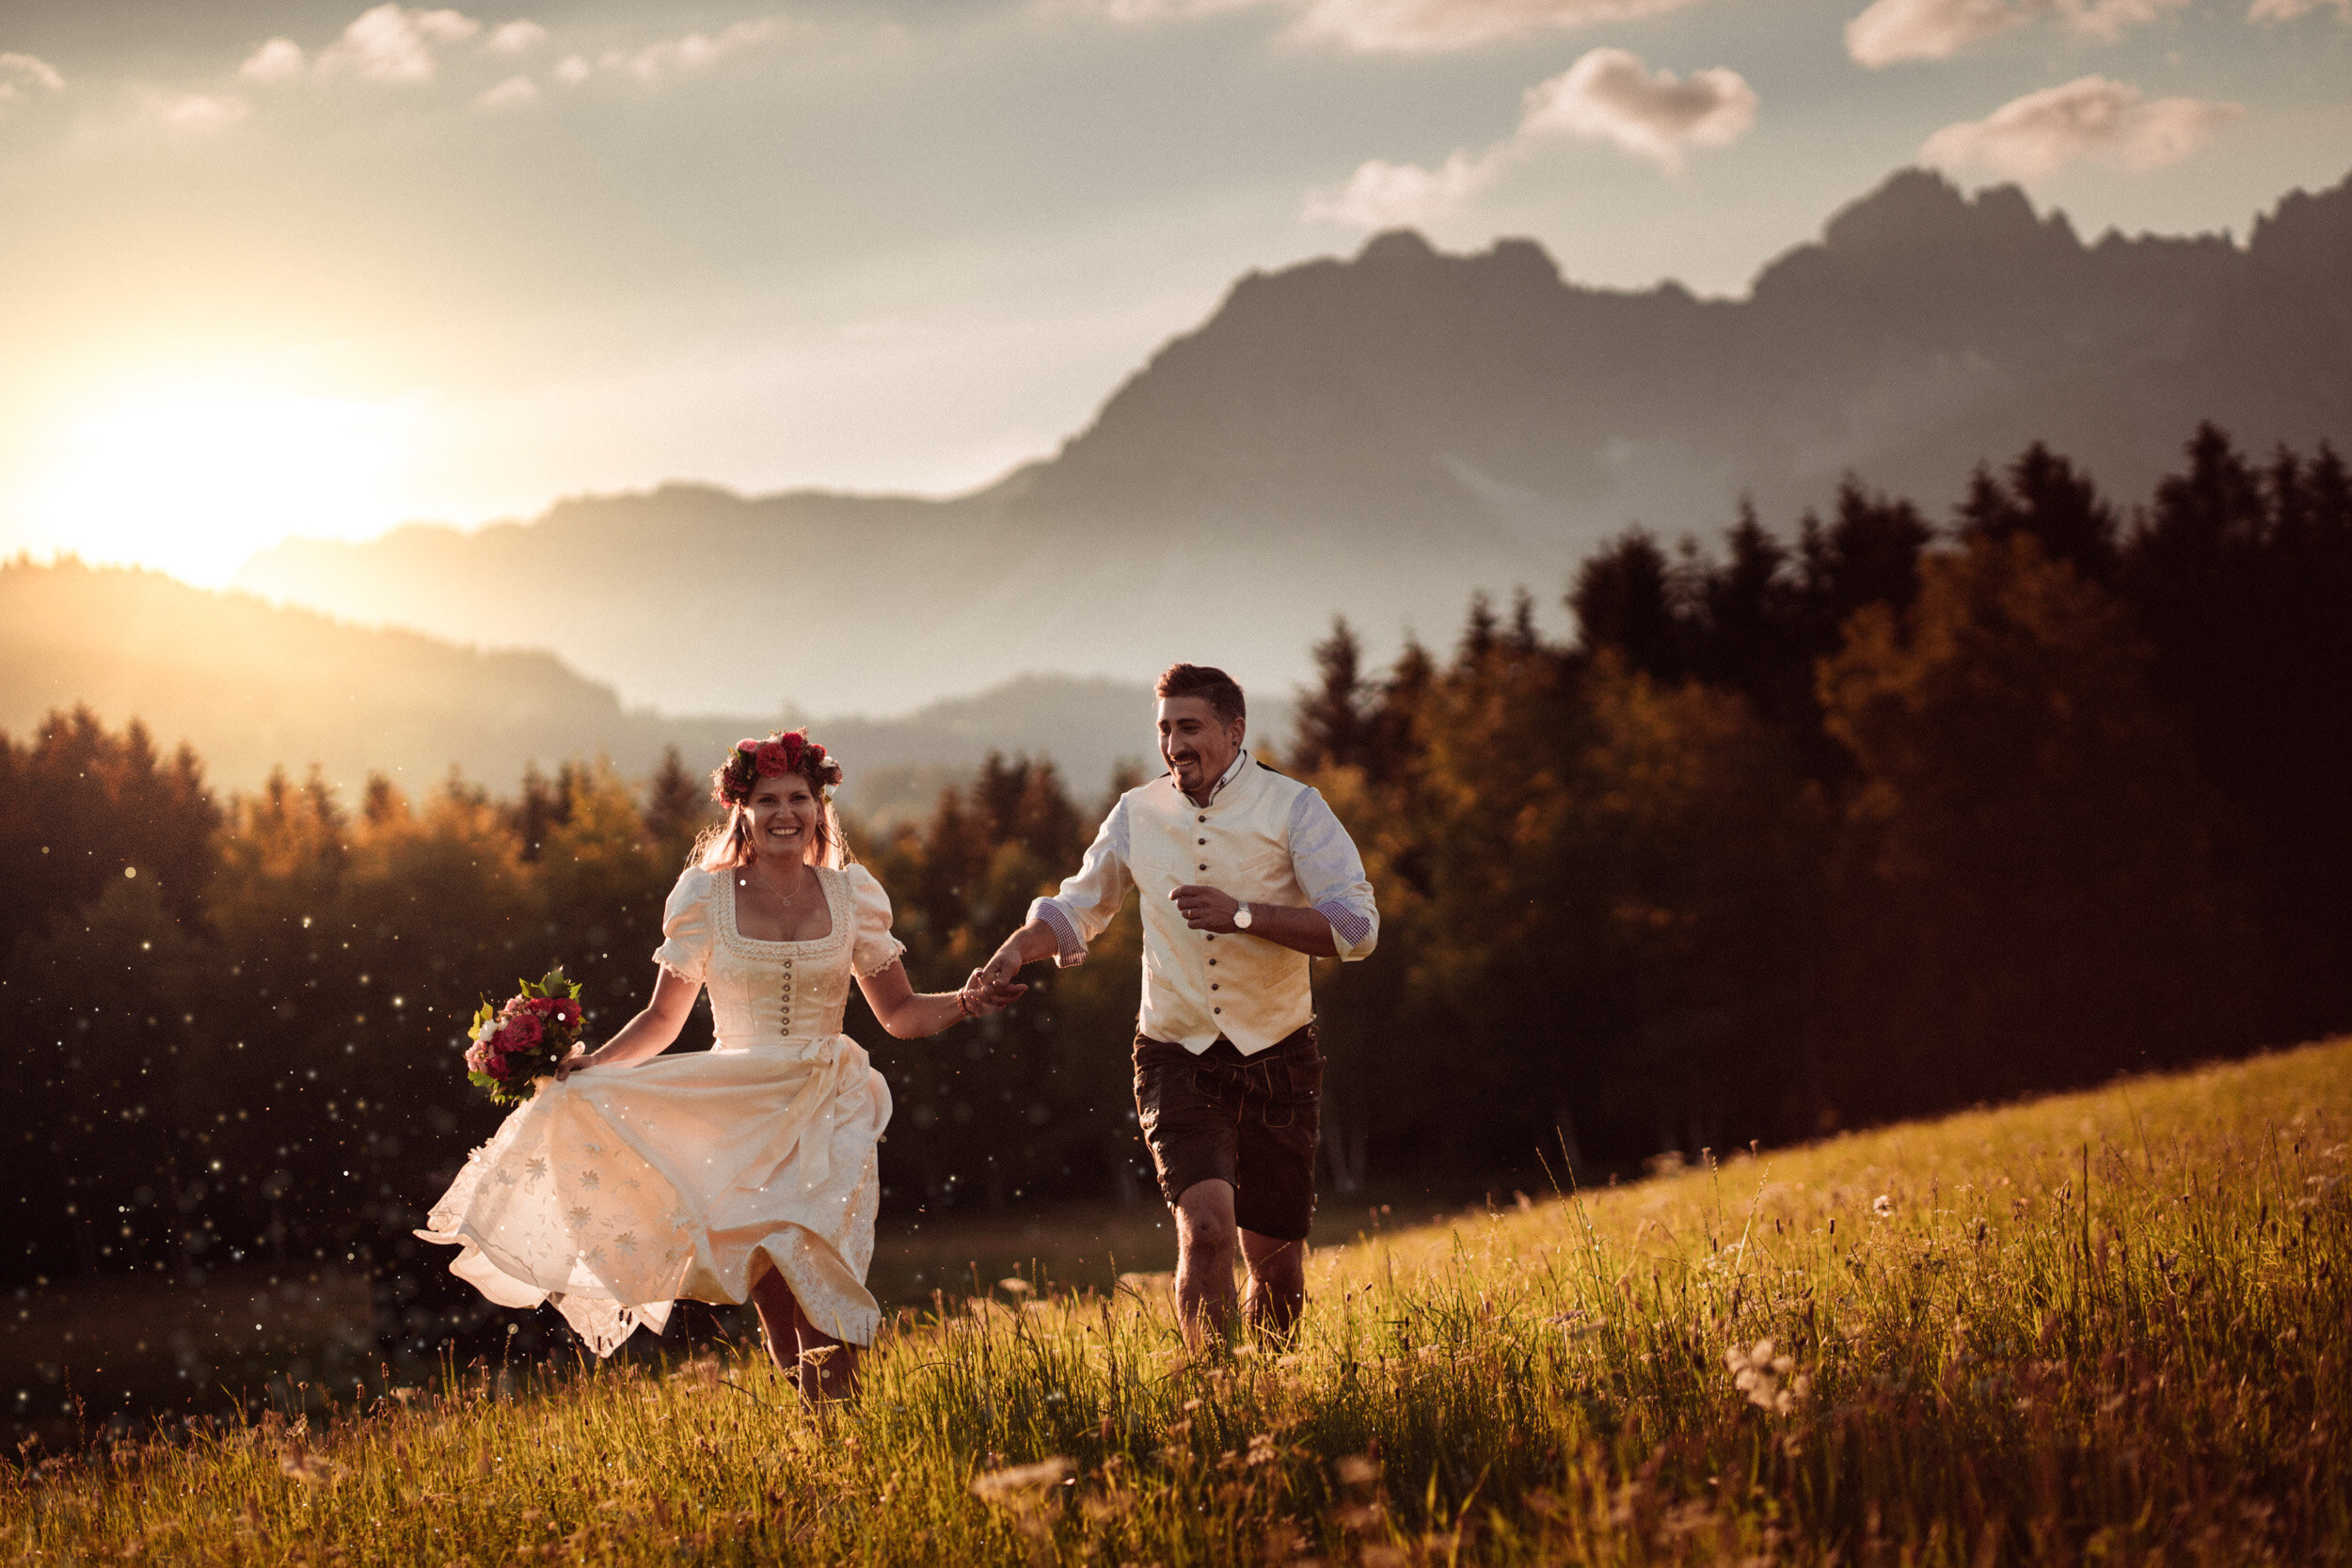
[0,560,1169,801]
[12,1037,2347,1557]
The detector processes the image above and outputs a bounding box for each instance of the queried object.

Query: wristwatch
[1233,902,1253,931]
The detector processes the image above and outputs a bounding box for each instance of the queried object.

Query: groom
[978,663,1379,1342]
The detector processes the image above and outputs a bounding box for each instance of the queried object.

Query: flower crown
[712,728,844,807]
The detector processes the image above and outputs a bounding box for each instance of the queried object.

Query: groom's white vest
[1124,761,1317,1053]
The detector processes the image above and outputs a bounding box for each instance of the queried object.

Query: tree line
[1288,423,2347,1178]
[0,422,2344,1322]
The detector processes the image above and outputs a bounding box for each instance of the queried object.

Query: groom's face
[1157,696,1244,798]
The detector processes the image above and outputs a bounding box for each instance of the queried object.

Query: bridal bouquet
[464,967,588,1105]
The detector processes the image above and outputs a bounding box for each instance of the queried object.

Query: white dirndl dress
[417,863,900,1353]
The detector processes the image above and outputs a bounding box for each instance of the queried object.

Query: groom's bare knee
[1175,1180,1238,1259]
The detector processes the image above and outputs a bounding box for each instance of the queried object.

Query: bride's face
[744,774,823,865]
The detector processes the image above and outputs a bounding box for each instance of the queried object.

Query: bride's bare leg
[748,1268,803,1376]
[788,1298,861,1402]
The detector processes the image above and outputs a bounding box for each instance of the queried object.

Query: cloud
[1845,0,2190,66]
[2249,0,2351,17]
[1303,149,1503,227]
[475,73,539,110]
[1288,0,1707,50]
[552,54,592,85]
[0,52,65,100]
[1846,0,2031,64]
[1059,0,1265,17]
[1304,45,1753,227]
[1520,47,1756,171]
[238,38,310,82]
[317,6,482,84]
[1920,75,2240,179]
[1059,0,1706,51]
[597,19,787,83]
[487,19,549,54]
[144,92,252,134]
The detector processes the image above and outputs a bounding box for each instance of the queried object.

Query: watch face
[1234,905,1252,929]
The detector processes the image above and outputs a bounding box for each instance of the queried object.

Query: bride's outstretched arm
[858,958,1024,1039]
[558,965,701,1078]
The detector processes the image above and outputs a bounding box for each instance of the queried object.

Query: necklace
[740,861,815,910]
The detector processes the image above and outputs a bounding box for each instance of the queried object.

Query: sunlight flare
[36,388,412,587]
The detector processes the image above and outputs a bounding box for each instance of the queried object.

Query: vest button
[1210,983,1218,991]
[1198,863,1206,871]
[1213,1007,1221,1015]
[1198,838,1206,846]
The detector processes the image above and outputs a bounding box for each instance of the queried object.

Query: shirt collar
[1184,749,1249,809]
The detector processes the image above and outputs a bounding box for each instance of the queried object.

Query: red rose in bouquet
[464,967,588,1105]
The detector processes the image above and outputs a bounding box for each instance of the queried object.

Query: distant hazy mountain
[0,561,1180,812]
[234,166,2351,716]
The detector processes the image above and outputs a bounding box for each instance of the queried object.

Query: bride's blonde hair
[692,730,851,873]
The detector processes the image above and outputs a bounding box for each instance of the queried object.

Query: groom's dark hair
[1156,663,1246,727]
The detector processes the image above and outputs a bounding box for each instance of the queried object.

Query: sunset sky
[2,0,2345,587]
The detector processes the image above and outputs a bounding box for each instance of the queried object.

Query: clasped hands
[959,965,1025,1017]
[963,882,1240,1013]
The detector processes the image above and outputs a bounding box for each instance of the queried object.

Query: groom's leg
[1172,1179,1241,1344]
[1135,1031,1246,1347]
[1239,1230,1306,1338]
[1232,1022,1321,1339]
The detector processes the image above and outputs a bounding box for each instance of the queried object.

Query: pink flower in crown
[465,1039,490,1072]
[754,739,791,776]
[735,738,761,755]
[503,1012,543,1051]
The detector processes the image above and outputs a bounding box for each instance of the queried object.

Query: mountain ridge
[233,164,2352,715]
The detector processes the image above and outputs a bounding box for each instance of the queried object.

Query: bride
[418,730,1018,1400]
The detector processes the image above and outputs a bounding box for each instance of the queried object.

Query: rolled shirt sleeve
[1027,800,1135,968]
[1288,788,1379,960]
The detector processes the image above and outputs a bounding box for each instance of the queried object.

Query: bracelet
[956,986,979,1019]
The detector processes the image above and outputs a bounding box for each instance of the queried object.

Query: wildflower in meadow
[1725,1337,1812,1414]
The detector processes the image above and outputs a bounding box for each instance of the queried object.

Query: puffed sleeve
[651,867,716,985]
[844,863,907,979]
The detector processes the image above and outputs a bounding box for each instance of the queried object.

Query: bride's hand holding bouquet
[464,967,589,1102]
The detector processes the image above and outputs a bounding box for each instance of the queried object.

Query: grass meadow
[7,1037,2347,1565]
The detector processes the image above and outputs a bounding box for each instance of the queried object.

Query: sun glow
[35,388,414,588]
